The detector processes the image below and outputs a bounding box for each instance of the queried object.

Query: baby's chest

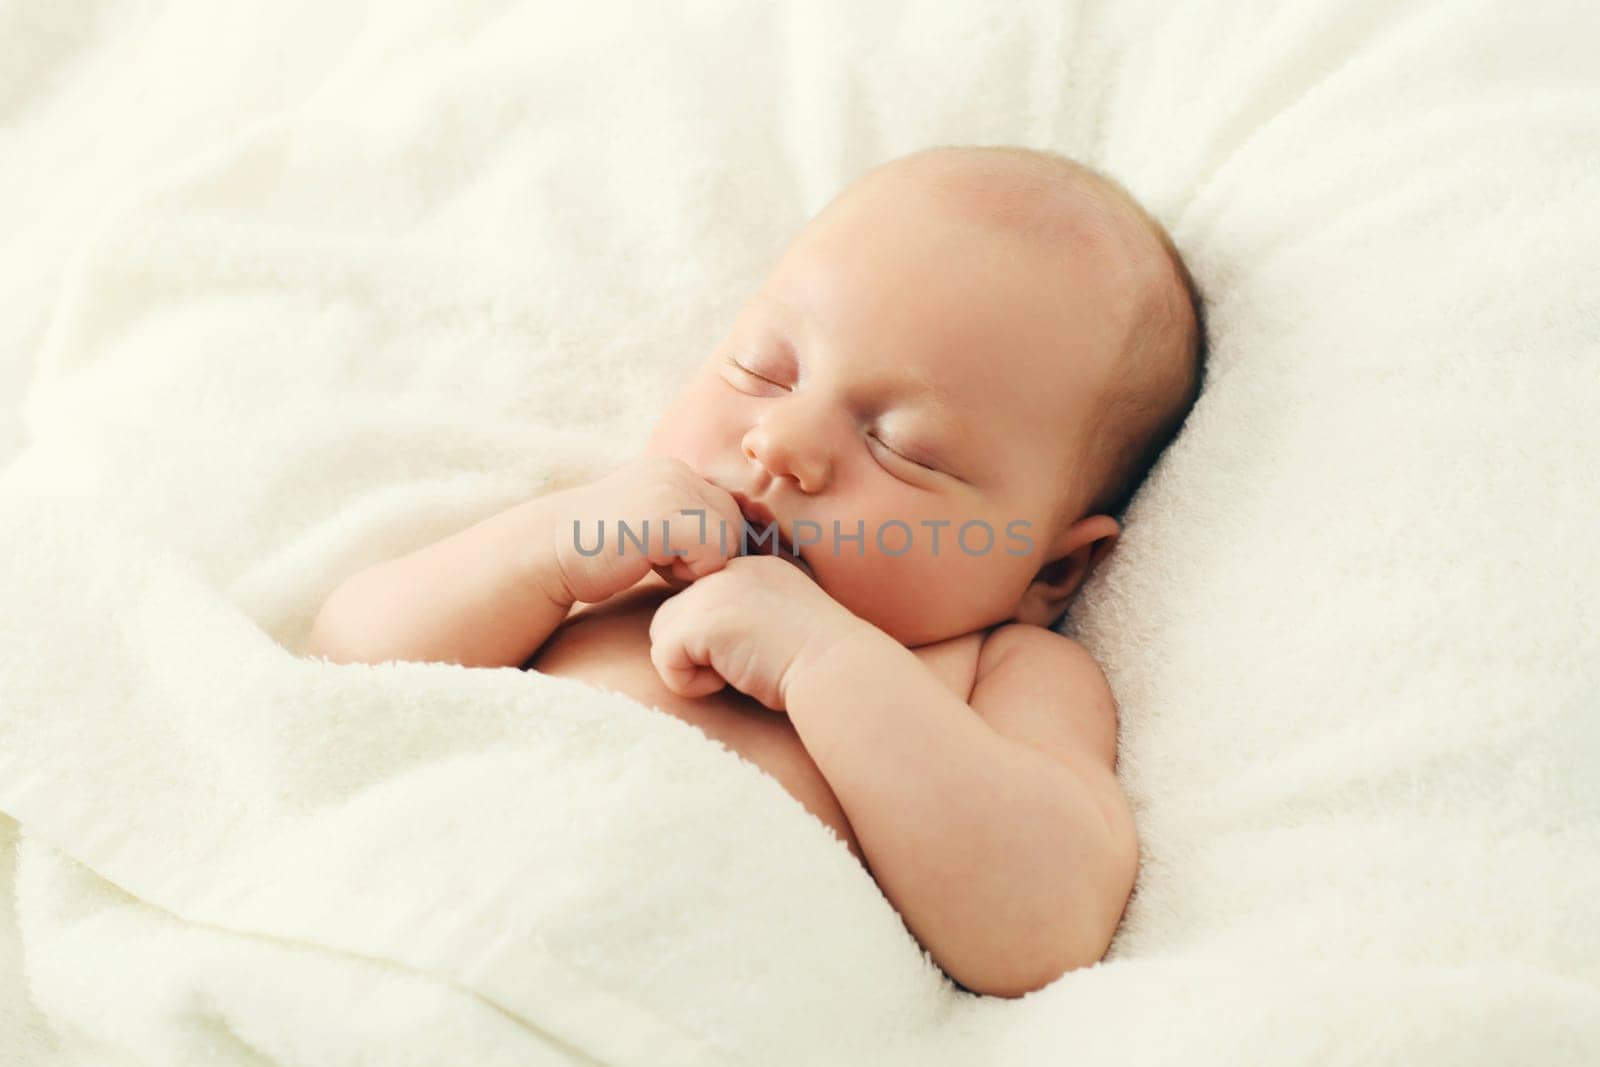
[525,597,796,756]
[523,595,984,866]
[526,596,982,727]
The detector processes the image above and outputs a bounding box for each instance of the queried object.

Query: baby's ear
[1008,515,1119,627]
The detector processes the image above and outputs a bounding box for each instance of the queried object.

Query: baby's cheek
[817,546,990,644]
[643,415,713,472]
[646,382,743,469]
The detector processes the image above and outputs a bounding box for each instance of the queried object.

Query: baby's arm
[305,458,746,669]
[306,495,577,669]
[783,622,1137,999]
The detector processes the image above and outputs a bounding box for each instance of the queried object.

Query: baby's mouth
[736,511,812,576]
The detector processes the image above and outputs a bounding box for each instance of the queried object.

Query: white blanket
[2,1,1598,1064]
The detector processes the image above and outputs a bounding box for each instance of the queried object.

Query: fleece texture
[1,1,1597,1064]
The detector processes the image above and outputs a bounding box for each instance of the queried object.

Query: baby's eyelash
[726,357,942,476]
[869,432,936,472]
[726,356,789,390]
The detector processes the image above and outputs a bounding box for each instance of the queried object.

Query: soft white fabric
[3,1,1598,1064]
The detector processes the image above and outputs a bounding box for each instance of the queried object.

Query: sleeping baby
[307,144,1205,998]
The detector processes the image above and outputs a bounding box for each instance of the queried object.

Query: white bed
[2,1,1597,1064]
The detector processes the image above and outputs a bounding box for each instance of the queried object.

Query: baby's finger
[658,505,736,578]
[648,597,727,697]
[650,503,722,576]
[693,483,749,564]
[652,558,695,590]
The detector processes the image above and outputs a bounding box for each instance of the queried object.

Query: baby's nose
[741,421,832,494]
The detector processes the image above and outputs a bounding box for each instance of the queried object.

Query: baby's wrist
[782,616,883,708]
[514,493,582,609]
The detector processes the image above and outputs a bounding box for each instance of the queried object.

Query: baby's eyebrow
[864,363,949,408]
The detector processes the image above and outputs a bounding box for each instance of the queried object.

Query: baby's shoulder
[909,627,988,702]
[972,621,1091,667]
[969,624,1120,771]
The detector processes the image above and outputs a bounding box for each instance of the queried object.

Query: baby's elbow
[949,923,1115,1000]
[306,613,355,664]
[305,580,378,665]
[957,829,1139,999]
[950,942,1089,1000]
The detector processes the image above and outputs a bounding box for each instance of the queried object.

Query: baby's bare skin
[307,146,1200,997]
[525,568,987,867]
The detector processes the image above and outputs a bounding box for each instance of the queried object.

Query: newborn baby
[307,144,1204,998]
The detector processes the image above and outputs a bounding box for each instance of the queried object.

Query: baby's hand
[544,457,745,605]
[648,554,864,712]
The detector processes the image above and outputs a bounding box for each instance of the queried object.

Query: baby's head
[647,145,1205,646]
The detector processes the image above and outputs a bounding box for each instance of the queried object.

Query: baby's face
[646,165,1124,646]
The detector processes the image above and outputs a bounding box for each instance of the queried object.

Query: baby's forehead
[840,165,1143,312]
[869,150,1137,249]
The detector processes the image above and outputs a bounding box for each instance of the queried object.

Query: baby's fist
[546,457,745,604]
[648,554,856,712]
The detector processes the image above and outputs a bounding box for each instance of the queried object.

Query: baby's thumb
[652,560,694,590]
[656,659,726,698]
